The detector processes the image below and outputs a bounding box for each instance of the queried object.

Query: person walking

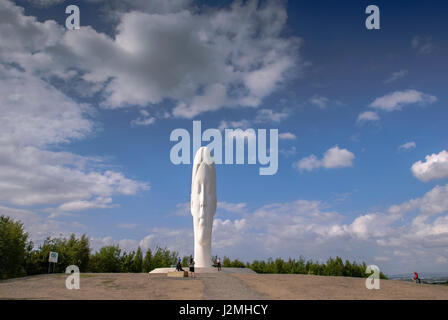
[189,257,195,278]
[217,257,222,271]
[413,271,421,283]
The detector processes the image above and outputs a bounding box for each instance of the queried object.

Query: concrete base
[150,267,256,274]
[167,271,189,277]
[149,268,176,274]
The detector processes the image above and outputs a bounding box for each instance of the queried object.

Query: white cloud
[370,89,437,112]
[172,83,228,118]
[0,2,149,211]
[398,141,416,151]
[343,212,398,240]
[1,0,303,119]
[278,132,297,140]
[308,95,329,109]
[212,218,248,249]
[254,108,290,123]
[130,109,156,126]
[412,36,435,55]
[412,150,448,182]
[118,239,140,252]
[418,184,448,215]
[0,66,91,147]
[0,144,148,207]
[322,147,355,169]
[218,202,248,214]
[218,119,252,131]
[56,197,115,212]
[139,228,193,254]
[0,0,65,78]
[27,0,302,119]
[384,69,408,84]
[172,202,191,216]
[308,95,343,109]
[357,89,436,125]
[0,205,85,245]
[90,236,115,251]
[294,146,355,172]
[84,0,194,18]
[357,111,380,123]
[294,154,321,171]
[218,108,291,133]
[91,237,140,253]
[24,0,65,7]
[280,146,296,157]
[237,184,448,270]
[131,117,156,126]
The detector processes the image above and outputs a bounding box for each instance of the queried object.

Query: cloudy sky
[1,0,447,275]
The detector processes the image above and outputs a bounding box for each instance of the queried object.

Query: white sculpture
[191,147,217,268]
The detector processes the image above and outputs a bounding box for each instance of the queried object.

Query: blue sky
[1,0,447,275]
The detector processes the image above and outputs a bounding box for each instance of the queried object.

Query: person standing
[217,257,222,271]
[176,257,184,272]
[189,257,195,278]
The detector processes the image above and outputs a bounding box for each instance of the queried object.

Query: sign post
[48,251,58,273]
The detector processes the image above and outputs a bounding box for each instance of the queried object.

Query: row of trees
[88,245,181,273]
[0,215,183,279]
[1,215,386,279]
[222,256,387,279]
[24,237,182,275]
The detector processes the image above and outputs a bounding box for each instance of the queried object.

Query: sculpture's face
[191,155,217,246]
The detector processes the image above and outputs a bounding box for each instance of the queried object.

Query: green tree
[120,251,135,272]
[325,257,344,276]
[222,256,231,267]
[63,234,90,272]
[26,233,91,274]
[182,256,190,268]
[92,245,122,272]
[147,246,178,271]
[230,258,245,268]
[23,241,40,276]
[132,247,143,272]
[0,215,29,279]
[274,258,284,273]
[142,249,152,273]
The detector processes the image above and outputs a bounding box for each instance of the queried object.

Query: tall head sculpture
[191,147,217,267]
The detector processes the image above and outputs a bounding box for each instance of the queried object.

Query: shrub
[0,215,29,279]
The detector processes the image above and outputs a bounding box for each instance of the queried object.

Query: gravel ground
[0,271,447,300]
[232,273,448,300]
[0,273,203,300]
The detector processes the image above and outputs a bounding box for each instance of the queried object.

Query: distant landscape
[389,273,448,285]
